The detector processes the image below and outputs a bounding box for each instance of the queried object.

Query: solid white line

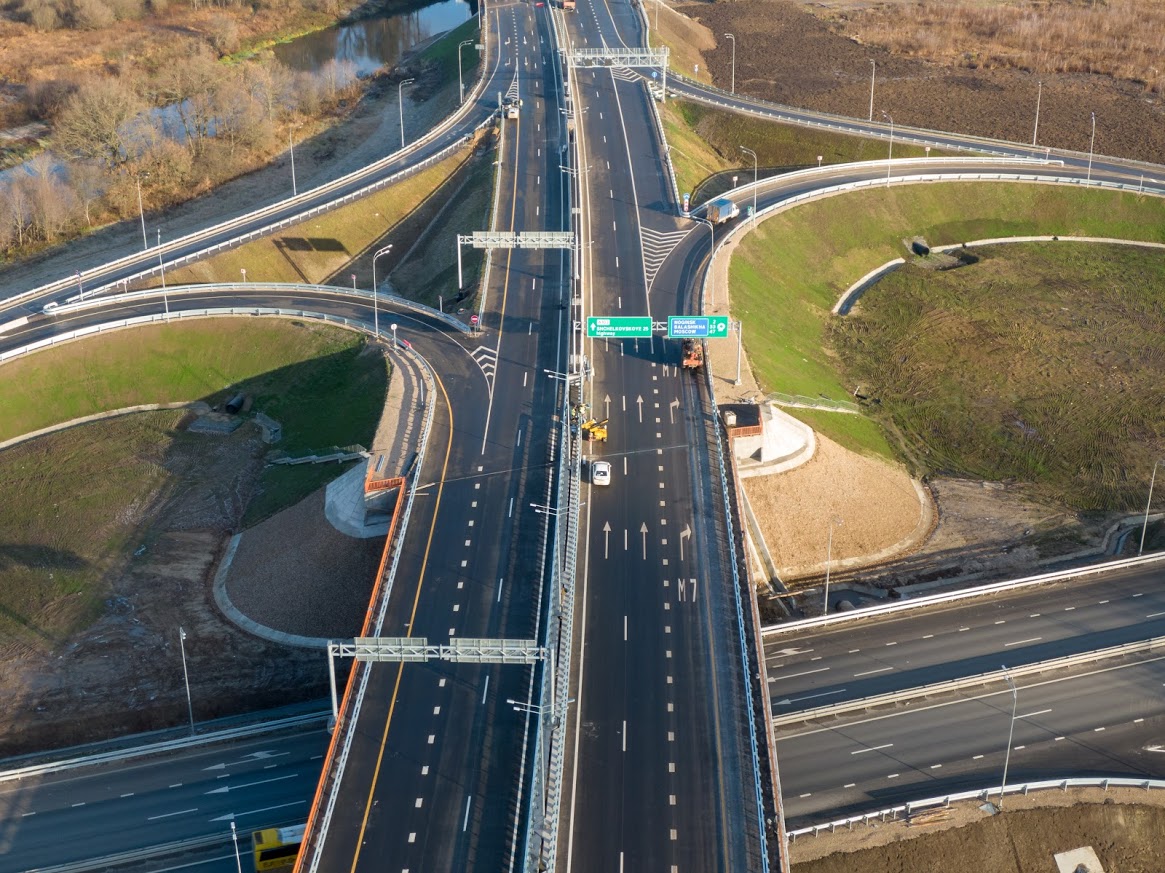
[1016,708,1052,719]
[622,720,627,752]
[497,577,504,603]
[148,808,197,821]
[853,666,893,677]
[624,615,628,641]
[1146,611,1165,618]
[850,743,893,755]
[482,674,490,704]
[1004,637,1042,647]
[508,497,514,517]
[463,794,472,831]
[770,667,830,681]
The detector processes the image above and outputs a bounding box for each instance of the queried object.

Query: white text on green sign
[667,315,730,338]
[587,316,653,338]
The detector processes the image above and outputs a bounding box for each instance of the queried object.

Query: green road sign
[586,316,653,338]
[667,315,731,338]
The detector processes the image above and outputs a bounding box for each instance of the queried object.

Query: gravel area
[224,487,384,640]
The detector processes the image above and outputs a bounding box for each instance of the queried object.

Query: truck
[681,339,703,371]
[503,96,522,119]
[706,198,740,225]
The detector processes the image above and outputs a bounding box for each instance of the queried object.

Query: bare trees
[53,78,142,168]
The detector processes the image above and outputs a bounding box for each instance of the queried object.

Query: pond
[273,0,475,77]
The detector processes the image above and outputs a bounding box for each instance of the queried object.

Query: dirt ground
[789,789,1165,872]
[676,0,1165,166]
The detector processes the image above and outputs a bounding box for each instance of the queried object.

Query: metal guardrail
[771,635,1165,728]
[7,23,496,310]
[24,831,237,873]
[760,553,1165,637]
[787,777,1165,840]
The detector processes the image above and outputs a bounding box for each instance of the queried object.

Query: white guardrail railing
[788,777,1165,840]
[761,553,1165,638]
[772,635,1165,728]
[6,20,495,311]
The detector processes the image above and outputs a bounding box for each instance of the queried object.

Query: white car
[591,460,611,486]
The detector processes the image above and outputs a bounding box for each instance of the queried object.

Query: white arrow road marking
[206,774,299,795]
[604,394,611,418]
[641,523,648,559]
[774,689,849,706]
[669,398,679,424]
[210,800,307,822]
[604,522,611,559]
[679,524,691,560]
[202,751,287,771]
[636,395,644,423]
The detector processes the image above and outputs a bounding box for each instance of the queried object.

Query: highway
[0,726,328,870]
[555,1,768,871]
[775,653,1165,827]
[762,563,1165,714]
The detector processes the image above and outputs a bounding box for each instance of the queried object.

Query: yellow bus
[252,824,305,871]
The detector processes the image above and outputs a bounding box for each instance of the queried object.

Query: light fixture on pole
[390,322,398,348]
[230,822,243,873]
[372,244,393,339]
[1139,459,1162,555]
[868,59,876,121]
[399,78,416,149]
[1032,80,1042,146]
[822,516,843,616]
[724,33,736,94]
[999,667,1018,809]
[733,320,743,385]
[459,40,473,105]
[1086,111,1096,182]
[157,229,168,315]
[240,268,246,283]
[289,129,298,196]
[178,626,194,736]
[882,111,894,188]
[740,146,757,223]
[136,174,149,251]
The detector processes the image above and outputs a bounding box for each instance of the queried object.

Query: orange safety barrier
[294,466,409,872]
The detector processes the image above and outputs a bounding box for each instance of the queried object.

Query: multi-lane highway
[762,564,1165,713]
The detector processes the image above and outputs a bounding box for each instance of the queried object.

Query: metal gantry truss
[456,231,576,288]
[326,636,547,719]
[566,47,669,99]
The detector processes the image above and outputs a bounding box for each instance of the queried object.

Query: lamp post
[372,244,393,338]
[1139,459,1162,555]
[1086,111,1096,182]
[822,517,843,616]
[724,33,736,94]
[135,175,148,251]
[240,268,246,283]
[733,320,743,385]
[868,59,876,121]
[459,40,473,105]
[1032,80,1042,146]
[999,667,1018,809]
[289,130,298,196]
[390,322,398,348]
[399,78,415,149]
[75,271,83,295]
[740,146,757,223]
[157,229,168,315]
[882,111,894,188]
[178,627,194,736]
[230,822,243,873]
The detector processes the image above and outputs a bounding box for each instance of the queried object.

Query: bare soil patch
[676,0,1165,164]
[791,791,1165,872]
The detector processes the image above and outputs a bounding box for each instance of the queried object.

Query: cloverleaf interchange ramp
[2,1,1165,871]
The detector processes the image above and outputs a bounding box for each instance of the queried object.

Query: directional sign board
[587,316,653,338]
[667,315,730,338]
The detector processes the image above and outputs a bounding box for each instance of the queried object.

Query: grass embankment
[164,127,494,310]
[646,0,716,84]
[731,183,1165,508]
[662,99,943,203]
[0,319,385,645]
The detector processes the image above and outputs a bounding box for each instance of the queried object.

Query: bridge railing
[787,777,1165,841]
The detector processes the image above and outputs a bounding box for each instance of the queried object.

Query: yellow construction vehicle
[580,418,608,442]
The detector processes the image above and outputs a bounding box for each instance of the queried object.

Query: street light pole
[178,627,194,736]
[230,822,243,873]
[1086,111,1096,182]
[740,146,757,222]
[399,78,415,149]
[882,111,894,187]
[136,176,148,251]
[999,668,1018,809]
[372,244,394,339]
[724,33,736,94]
[289,130,297,196]
[868,59,876,121]
[459,40,473,105]
[1032,80,1042,146]
[157,229,168,314]
[734,320,742,385]
[822,517,842,616]
[390,322,398,348]
[1139,459,1162,555]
